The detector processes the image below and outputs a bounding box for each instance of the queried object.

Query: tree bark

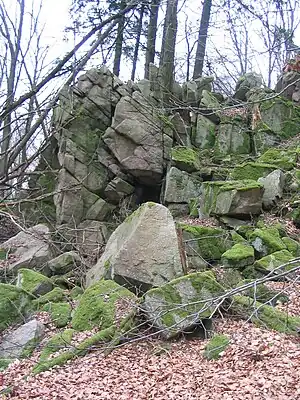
[144,0,160,79]
[113,0,126,77]
[131,4,145,81]
[159,0,178,103]
[193,0,212,80]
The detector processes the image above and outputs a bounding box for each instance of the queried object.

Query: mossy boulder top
[221,243,255,269]
[71,280,138,331]
[86,202,184,291]
[171,146,201,173]
[16,268,53,297]
[249,227,287,257]
[179,223,232,261]
[142,271,224,339]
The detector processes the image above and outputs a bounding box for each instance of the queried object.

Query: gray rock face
[200,181,264,217]
[47,251,81,276]
[0,319,44,360]
[163,167,202,204]
[193,114,216,149]
[215,122,250,155]
[1,224,52,273]
[103,92,172,185]
[86,202,183,292]
[234,72,263,101]
[258,169,285,209]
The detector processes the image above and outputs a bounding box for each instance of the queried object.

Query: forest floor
[2,279,300,400]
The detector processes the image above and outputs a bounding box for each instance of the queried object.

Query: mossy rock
[200,179,263,217]
[230,162,277,181]
[249,228,287,257]
[143,272,225,339]
[230,231,247,244]
[215,268,243,289]
[188,198,200,217]
[203,334,230,360]
[16,269,53,297]
[282,237,300,257]
[221,244,254,269]
[0,283,32,332]
[254,249,295,274]
[179,223,232,261]
[258,148,299,171]
[237,279,289,305]
[231,295,300,334]
[42,302,72,328]
[38,329,75,364]
[241,265,265,280]
[71,280,138,331]
[69,286,84,299]
[32,325,116,375]
[33,287,67,307]
[171,146,201,173]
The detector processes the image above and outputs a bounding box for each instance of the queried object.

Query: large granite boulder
[163,167,202,204]
[86,202,184,292]
[234,72,263,101]
[1,224,52,274]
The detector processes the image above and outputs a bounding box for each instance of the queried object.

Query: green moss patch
[171,146,201,172]
[221,244,254,268]
[237,280,289,305]
[282,237,300,257]
[249,228,287,256]
[204,334,230,360]
[179,223,231,261]
[143,272,225,338]
[231,295,300,334]
[43,302,72,328]
[254,250,295,274]
[258,148,298,170]
[230,162,277,181]
[32,326,115,375]
[0,283,32,332]
[33,287,67,307]
[16,269,53,297]
[71,280,137,331]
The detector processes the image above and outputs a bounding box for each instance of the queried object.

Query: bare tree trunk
[113,0,126,77]
[144,0,160,79]
[131,4,145,81]
[159,0,178,103]
[193,0,212,80]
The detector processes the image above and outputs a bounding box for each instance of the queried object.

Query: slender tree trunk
[113,0,126,77]
[131,4,145,81]
[193,0,212,80]
[159,0,179,102]
[144,0,160,79]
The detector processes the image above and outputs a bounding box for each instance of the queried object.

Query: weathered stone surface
[47,252,81,276]
[258,169,285,209]
[182,77,214,106]
[201,90,220,109]
[234,72,263,101]
[142,271,224,339]
[85,198,115,221]
[163,167,202,204]
[0,319,44,360]
[169,113,190,146]
[86,203,183,291]
[215,122,250,155]
[103,92,172,185]
[1,224,52,273]
[200,180,263,217]
[275,71,300,103]
[193,114,216,149]
[104,177,134,204]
